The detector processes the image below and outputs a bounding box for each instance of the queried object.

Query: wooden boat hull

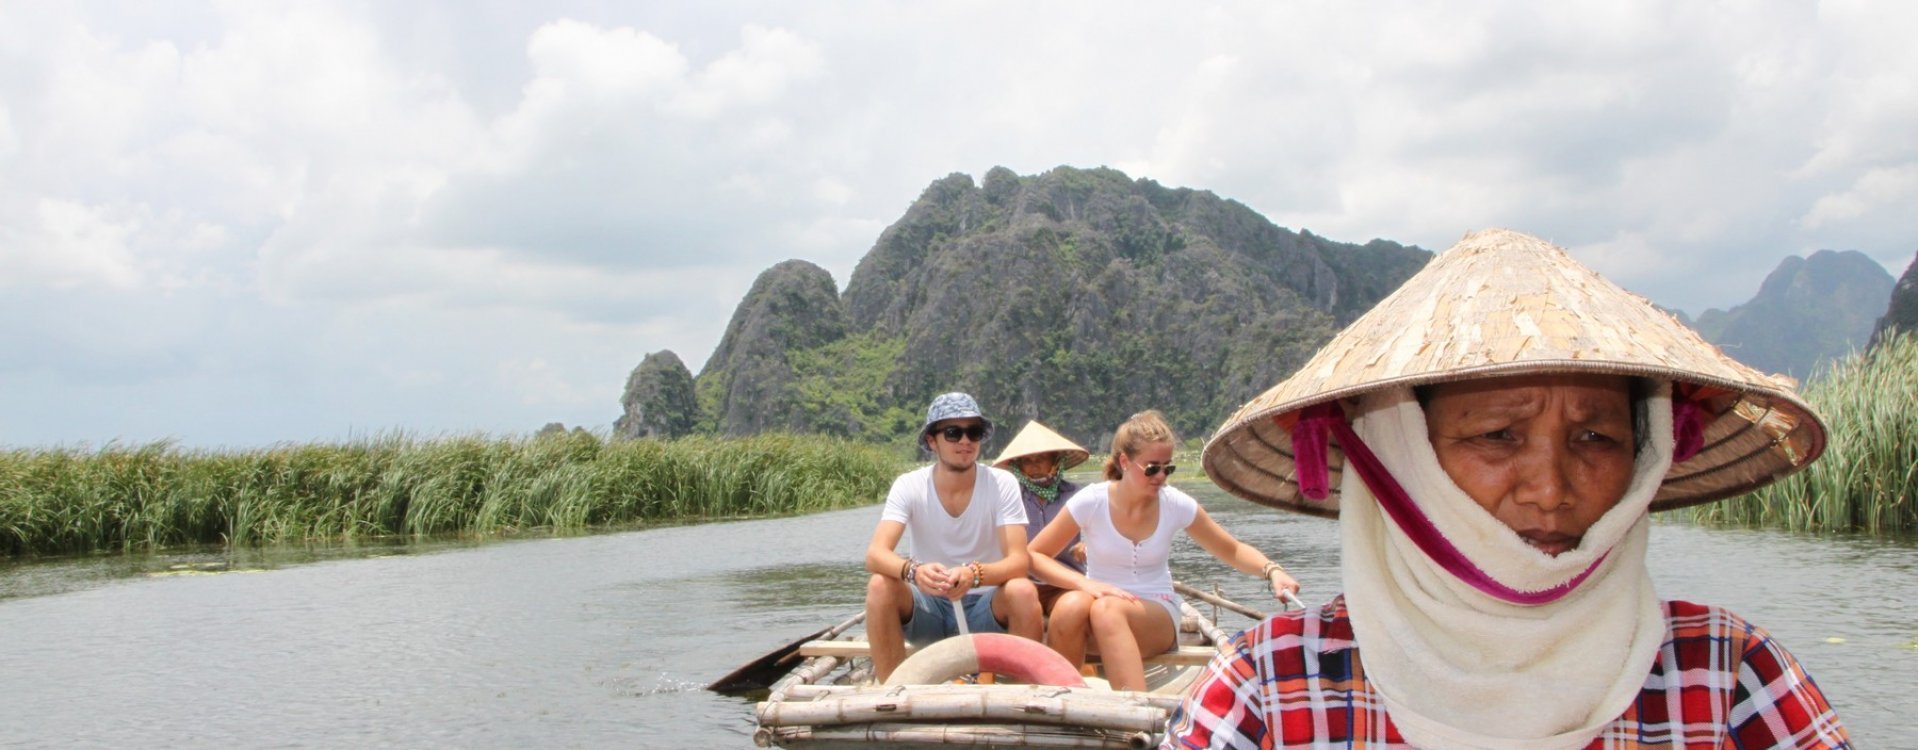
[753,588,1254,749]
[757,683,1171,749]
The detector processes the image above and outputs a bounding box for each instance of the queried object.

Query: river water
[2,486,1914,748]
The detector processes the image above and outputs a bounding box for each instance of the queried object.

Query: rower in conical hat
[991,421,1092,614]
[992,420,1091,474]
[1169,228,1846,748]
[1204,227,1823,516]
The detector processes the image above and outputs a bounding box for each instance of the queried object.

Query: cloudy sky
[3,1,1913,449]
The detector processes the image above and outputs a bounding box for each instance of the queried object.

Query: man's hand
[944,566,972,600]
[914,562,955,596]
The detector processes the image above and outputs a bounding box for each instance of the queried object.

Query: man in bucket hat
[862,392,1043,683]
[1167,229,1848,748]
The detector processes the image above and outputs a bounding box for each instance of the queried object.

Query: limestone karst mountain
[615,350,699,439]
[1692,250,1895,380]
[646,166,1429,448]
[616,168,1909,446]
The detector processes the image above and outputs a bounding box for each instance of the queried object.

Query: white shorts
[1137,591,1183,648]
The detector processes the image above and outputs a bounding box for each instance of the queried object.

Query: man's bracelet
[1260,562,1284,578]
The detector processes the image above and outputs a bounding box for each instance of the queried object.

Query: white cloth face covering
[1338,382,1676,749]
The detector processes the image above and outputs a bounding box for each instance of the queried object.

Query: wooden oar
[708,611,865,695]
[1173,581,1270,621]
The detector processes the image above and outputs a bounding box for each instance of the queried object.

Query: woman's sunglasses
[1140,462,1177,478]
[934,424,989,443]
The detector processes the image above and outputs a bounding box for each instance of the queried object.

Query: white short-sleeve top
[1066,482,1199,601]
[880,464,1027,592]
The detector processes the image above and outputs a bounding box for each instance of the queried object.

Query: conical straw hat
[992,421,1090,471]
[1203,228,1827,516]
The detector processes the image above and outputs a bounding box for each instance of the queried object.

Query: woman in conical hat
[992,420,1093,614]
[1167,229,1849,749]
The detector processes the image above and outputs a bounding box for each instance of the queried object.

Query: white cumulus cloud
[2,0,1914,448]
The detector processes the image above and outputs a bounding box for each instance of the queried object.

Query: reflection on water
[0,486,1913,748]
[0,537,476,600]
[717,561,869,612]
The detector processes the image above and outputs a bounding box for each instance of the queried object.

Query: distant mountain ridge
[1692,250,1894,380]
[623,166,1430,447]
[611,167,1905,445]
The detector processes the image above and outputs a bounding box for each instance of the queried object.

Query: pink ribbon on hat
[1292,404,1336,500]
[1671,385,1708,464]
[1288,402,1603,605]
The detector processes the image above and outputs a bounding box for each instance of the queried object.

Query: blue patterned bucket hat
[922,392,992,436]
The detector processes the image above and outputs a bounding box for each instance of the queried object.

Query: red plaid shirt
[1166,596,1849,749]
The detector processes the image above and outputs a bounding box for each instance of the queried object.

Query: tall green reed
[0,431,905,557]
[1688,330,1918,533]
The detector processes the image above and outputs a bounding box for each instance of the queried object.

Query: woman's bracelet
[1260,561,1284,578]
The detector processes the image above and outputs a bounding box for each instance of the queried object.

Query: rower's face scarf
[1015,463,1062,503]
[1336,383,1675,750]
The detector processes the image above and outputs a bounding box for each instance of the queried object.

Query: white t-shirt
[880,464,1028,592]
[1066,482,1199,601]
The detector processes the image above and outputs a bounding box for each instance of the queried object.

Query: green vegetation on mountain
[694,259,850,436]
[1692,250,1893,380]
[661,166,1429,449]
[786,332,917,440]
[615,350,698,439]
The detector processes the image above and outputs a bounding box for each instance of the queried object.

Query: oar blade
[706,625,831,695]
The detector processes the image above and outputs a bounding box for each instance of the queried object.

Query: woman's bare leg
[1044,590,1095,667]
[1088,597,1177,692]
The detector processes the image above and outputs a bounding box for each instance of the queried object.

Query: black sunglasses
[934,424,989,443]
[1140,461,1177,478]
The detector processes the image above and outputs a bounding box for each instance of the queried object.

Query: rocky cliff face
[1693,250,1894,380]
[690,166,1428,446]
[695,259,850,435]
[1870,250,1918,347]
[615,350,698,439]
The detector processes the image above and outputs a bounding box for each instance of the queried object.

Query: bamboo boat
[752,582,1267,749]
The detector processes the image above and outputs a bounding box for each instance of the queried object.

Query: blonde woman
[1029,410,1299,692]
